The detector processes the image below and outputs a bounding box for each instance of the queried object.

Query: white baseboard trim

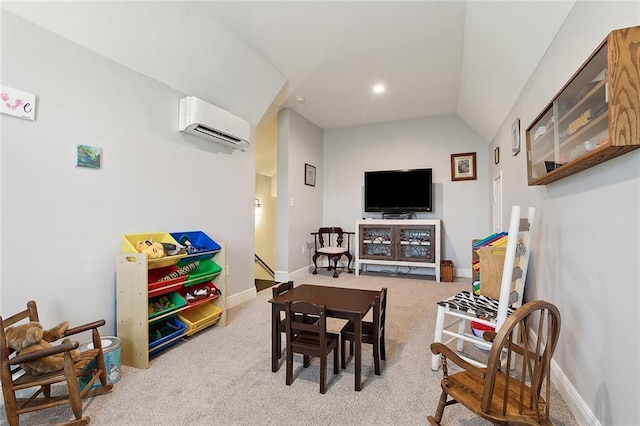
[456,267,472,278]
[226,287,256,309]
[274,270,289,283]
[232,267,312,309]
[274,265,316,283]
[288,265,313,282]
[551,360,600,425]
[526,327,598,425]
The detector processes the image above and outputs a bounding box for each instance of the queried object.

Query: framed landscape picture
[76,144,102,169]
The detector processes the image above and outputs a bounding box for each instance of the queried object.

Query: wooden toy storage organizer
[117,237,227,369]
[474,246,521,299]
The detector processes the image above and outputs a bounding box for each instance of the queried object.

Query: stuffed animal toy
[135,239,166,259]
[5,321,81,375]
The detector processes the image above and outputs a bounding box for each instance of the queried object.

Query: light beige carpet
[1,271,577,425]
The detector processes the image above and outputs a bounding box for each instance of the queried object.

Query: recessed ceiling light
[373,84,385,94]
[295,95,305,103]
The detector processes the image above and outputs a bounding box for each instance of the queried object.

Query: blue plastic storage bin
[148,317,187,353]
[170,231,221,261]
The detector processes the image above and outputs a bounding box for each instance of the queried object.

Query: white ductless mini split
[178,96,250,151]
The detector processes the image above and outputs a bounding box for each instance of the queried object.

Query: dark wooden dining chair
[340,287,387,375]
[284,301,340,394]
[428,300,561,425]
[311,227,354,278]
[272,281,319,361]
[272,281,294,361]
[0,300,113,426]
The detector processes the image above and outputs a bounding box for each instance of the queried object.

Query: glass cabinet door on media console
[526,25,640,185]
[395,225,435,263]
[360,225,393,260]
[359,224,435,263]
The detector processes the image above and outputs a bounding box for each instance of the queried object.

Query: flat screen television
[364,168,433,213]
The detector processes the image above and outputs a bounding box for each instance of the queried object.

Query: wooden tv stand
[355,219,441,281]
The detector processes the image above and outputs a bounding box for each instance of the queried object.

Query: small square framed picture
[76,144,102,169]
[451,152,477,181]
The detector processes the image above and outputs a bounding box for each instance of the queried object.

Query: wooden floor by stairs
[255,278,275,293]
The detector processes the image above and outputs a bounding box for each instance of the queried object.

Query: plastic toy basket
[178,303,223,336]
[170,231,221,261]
[148,292,187,320]
[149,317,187,355]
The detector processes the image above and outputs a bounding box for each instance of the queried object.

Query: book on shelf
[472,232,507,250]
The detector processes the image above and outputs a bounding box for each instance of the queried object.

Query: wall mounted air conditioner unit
[178,96,250,151]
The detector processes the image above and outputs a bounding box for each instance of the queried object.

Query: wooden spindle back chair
[1,300,113,426]
[428,300,561,425]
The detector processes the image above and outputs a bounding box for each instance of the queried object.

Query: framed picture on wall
[451,152,477,181]
[76,144,102,169]
[305,163,316,187]
[512,118,521,156]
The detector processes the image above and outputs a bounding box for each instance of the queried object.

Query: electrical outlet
[226,265,230,276]
[301,245,305,254]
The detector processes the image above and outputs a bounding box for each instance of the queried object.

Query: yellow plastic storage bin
[121,232,187,269]
[178,303,223,336]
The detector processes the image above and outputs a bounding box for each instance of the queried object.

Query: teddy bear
[5,321,81,375]
[135,239,166,259]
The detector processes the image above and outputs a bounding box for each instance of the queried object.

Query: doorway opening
[255,115,278,292]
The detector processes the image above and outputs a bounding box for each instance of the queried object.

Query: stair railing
[255,253,275,278]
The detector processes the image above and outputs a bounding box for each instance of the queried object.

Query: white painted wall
[458,0,576,143]
[488,3,640,425]
[1,12,257,333]
[275,109,324,281]
[323,116,491,275]
[1,2,285,127]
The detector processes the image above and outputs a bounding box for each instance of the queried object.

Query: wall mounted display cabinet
[526,25,640,185]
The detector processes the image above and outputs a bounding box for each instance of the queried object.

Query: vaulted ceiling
[205,1,575,141]
[3,1,576,166]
